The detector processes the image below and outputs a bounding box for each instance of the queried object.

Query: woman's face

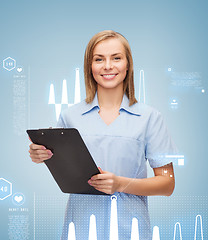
[91,38,128,91]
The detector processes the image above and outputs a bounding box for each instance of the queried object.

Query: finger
[29,149,52,155]
[30,152,53,161]
[32,159,45,164]
[29,149,52,158]
[98,167,104,174]
[30,155,51,161]
[93,187,112,194]
[31,157,48,163]
[36,149,53,155]
[30,143,46,150]
[89,179,113,187]
[91,173,112,181]
[94,187,112,192]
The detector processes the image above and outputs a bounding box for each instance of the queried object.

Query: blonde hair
[84,30,137,106]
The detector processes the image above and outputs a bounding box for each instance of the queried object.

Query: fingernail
[42,146,46,150]
[88,180,91,184]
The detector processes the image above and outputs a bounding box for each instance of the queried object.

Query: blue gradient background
[0,0,208,239]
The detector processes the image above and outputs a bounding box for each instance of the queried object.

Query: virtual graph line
[74,68,81,104]
[194,215,203,240]
[88,214,97,240]
[139,70,145,104]
[34,192,36,240]
[61,79,68,104]
[66,214,204,240]
[48,68,81,121]
[68,222,76,240]
[110,195,119,240]
[152,226,160,240]
[173,222,182,240]
[131,218,139,240]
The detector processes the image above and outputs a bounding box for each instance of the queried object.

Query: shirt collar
[120,94,141,116]
[82,92,141,116]
[81,92,100,115]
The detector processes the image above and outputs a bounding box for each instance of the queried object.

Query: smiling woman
[91,38,129,125]
[29,30,177,240]
[91,38,128,90]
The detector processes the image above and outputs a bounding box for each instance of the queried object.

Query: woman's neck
[97,84,124,109]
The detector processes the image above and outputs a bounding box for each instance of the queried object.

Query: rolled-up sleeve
[145,110,178,168]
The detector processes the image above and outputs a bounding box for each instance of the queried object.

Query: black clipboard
[27,128,107,195]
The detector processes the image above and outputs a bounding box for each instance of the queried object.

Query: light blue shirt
[58,92,177,240]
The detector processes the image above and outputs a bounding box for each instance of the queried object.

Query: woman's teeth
[102,74,117,79]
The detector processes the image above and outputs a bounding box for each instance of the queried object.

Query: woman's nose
[104,59,113,70]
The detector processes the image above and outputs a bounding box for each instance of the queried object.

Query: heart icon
[14,195,23,203]
[17,67,23,73]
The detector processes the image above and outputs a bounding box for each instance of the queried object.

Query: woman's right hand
[29,143,53,164]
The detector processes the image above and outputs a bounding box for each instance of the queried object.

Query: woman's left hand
[88,168,121,194]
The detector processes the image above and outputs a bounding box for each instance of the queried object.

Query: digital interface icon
[16,67,23,73]
[0,178,12,200]
[170,99,178,109]
[3,57,16,71]
[12,192,25,206]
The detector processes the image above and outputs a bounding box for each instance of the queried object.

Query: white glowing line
[139,70,145,104]
[34,192,36,240]
[74,68,81,104]
[152,226,160,240]
[171,102,178,105]
[68,222,76,240]
[48,84,55,104]
[88,214,97,240]
[55,104,62,121]
[109,195,118,240]
[194,215,203,240]
[165,155,184,158]
[131,218,139,240]
[178,159,184,166]
[48,68,82,121]
[173,222,182,240]
[61,79,68,104]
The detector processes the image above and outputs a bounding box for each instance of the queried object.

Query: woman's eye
[95,58,103,62]
[114,57,121,60]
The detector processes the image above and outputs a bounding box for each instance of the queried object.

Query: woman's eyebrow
[93,53,123,57]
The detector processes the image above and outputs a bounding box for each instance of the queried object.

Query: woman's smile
[101,73,118,80]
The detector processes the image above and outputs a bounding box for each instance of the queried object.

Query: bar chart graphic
[48,68,81,121]
[66,196,204,240]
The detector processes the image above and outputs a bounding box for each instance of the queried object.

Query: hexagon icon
[0,178,12,200]
[3,57,16,71]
